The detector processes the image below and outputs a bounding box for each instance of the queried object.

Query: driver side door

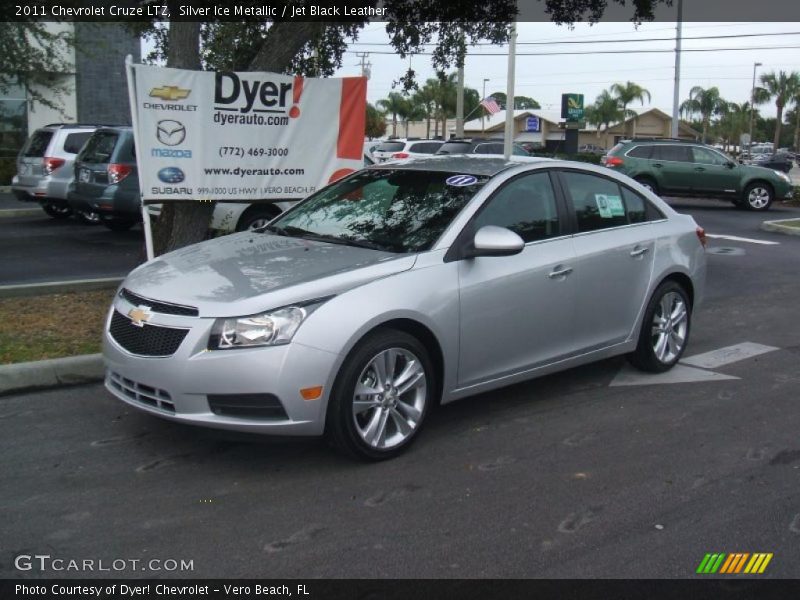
[456,171,578,388]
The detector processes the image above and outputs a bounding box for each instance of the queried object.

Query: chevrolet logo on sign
[128,306,153,327]
[149,86,191,101]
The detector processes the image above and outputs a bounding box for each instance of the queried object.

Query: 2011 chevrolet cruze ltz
[104,156,706,460]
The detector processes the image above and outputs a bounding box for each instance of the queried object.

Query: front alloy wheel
[744,183,773,211]
[629,281,691,373]
[327,329,433,460]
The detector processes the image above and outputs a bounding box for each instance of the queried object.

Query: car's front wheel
[326,329,433,461]
[629,280,691,373]
[75,210,102,225]
[634,177,659,194]
[743,182,773,211]
[235,204,282,232]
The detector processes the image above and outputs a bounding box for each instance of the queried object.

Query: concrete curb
[0,277,123,298]
[0,354,103,396]
[0,208,41,218]
[0,186,10,193]
[761,218,800,237]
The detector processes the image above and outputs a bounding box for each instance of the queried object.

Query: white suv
[372,139,444,163]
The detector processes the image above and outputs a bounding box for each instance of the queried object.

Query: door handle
[630,246,650,258]
[548,266,573,279]
[694,167,706,172]
[652,163,663,168]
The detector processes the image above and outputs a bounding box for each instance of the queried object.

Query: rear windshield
[408,141,443,154]
[437,142,473,155]
[63,132,94,154]
[23,130,54,157]
[79,131,119,164]
[376,141,405,153]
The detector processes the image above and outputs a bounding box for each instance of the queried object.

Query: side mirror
[469,225,525,258]
[726,161,736,169]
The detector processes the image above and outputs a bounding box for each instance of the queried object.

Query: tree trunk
[151,16,215,256]
[248,22,326,71]
[426,115,431,138]
[774,104,784,149]
[392,116,397,137]
[794,107,800,153]
[702,119,709,144]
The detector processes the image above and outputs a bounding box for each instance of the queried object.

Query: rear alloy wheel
[743,182,773,211]
[635,177,658,194]
[75,210,102,225]
[41,203,73,219]
[629,281,691,373]
[327,329,433,461]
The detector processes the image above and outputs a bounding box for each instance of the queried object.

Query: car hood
[123,232,417,317]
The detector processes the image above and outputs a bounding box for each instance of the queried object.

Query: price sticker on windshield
[446,175,478,187]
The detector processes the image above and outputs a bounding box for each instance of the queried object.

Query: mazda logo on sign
[156,120,186,146]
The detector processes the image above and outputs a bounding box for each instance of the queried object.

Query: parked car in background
[12,123,104,224]
[753,151,794,173]
[372,139,444,163]
[105,155,706,460]
[578,144,607,155]
[602,138,793,211]
[435,138,529,156]
[363,140,381,162]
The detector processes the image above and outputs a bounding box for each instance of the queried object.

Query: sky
[330,22,800,120]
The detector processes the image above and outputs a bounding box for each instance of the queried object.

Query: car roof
[369,155,552,176]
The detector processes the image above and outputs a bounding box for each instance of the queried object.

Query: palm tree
[377,92,408,138]
[585,89,624,147]
[680,86,727,144]
[412,83,438,139]
[715,101,753,153]
[610,81,651,138]
[792,92,800,152]
[755,70,800,148]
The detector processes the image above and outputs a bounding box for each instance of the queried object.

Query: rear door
[16,129,53,186]
[557,170,659,351]
[649,144,693,193]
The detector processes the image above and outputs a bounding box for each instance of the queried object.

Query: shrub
[0,158,16,186]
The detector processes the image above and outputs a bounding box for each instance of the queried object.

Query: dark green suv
[602,139,793,211]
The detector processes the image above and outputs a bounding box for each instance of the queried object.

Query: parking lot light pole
[748,62,762,159]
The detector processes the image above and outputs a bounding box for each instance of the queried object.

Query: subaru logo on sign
[158,167,185,184]
[525,117,540,132]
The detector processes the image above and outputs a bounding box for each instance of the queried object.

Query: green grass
[776,219,800,229]
[0,290,115,364]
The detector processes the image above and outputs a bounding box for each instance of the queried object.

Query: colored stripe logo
[696,553,773,574]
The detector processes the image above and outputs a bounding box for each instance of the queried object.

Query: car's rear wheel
[629,280,691,373]
[235,204,282,232]
[326,329,433,461]
[102,218,136,232]
[634,177,659,194]
[743,182,773,211]
[75,210,102,225]
[41,202,73,219]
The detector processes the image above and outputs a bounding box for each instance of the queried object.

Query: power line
[347,44,800,57]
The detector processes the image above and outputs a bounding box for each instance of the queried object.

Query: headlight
[774,170,791,182]
[209,300,327,350]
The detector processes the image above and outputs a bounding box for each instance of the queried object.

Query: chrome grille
[109,311,189,357]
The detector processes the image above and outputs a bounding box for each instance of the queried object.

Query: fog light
[300,386,323,401]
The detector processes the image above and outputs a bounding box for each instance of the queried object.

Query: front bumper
[102,294,340,436]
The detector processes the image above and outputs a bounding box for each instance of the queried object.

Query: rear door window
[79,132,119,164]
[62,132,94,154]
[652,145,691,162]
[23,130,53,157]
[627,145,653,159]
[409,142,442,154]
[437,142,472,155]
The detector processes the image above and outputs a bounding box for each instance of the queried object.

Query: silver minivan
[104,156,706,460]
[12,124,102,223]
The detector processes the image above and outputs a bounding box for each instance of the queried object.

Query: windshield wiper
[264,225,392,252]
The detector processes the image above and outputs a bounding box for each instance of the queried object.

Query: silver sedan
[103,156,706,460]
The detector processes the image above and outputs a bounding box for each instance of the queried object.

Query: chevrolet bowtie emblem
[149,85,191,101]
[128,306,153,327]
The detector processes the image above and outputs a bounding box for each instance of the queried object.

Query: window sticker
[446,174,478,187]
[595,194,624,218]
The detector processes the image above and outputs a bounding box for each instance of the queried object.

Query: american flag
[479,96,501,115]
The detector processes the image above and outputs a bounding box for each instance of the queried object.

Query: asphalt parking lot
[2,198,800,579]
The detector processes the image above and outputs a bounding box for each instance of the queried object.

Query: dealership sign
[128,64,367,201]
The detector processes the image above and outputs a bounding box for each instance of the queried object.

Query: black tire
[41,202,73,219]
[235,204,282,232]
[75,210,102,225]
[742,182,773,211]
[326,329,435,461]
[628,280,692,373]
[634,177,659,195]
[102,218,136,232]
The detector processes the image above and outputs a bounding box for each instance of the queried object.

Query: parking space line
[706,234,779,245]
[610,364,739,387]
[680,342,780,370]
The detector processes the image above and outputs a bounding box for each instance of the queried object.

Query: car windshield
[266,169,487,253]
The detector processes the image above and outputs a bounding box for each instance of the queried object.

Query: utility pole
[748,62,762,159]
[456,64,465,139]
[356,52,371,79]
[504,23,517,160]
[671,0,683,138]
